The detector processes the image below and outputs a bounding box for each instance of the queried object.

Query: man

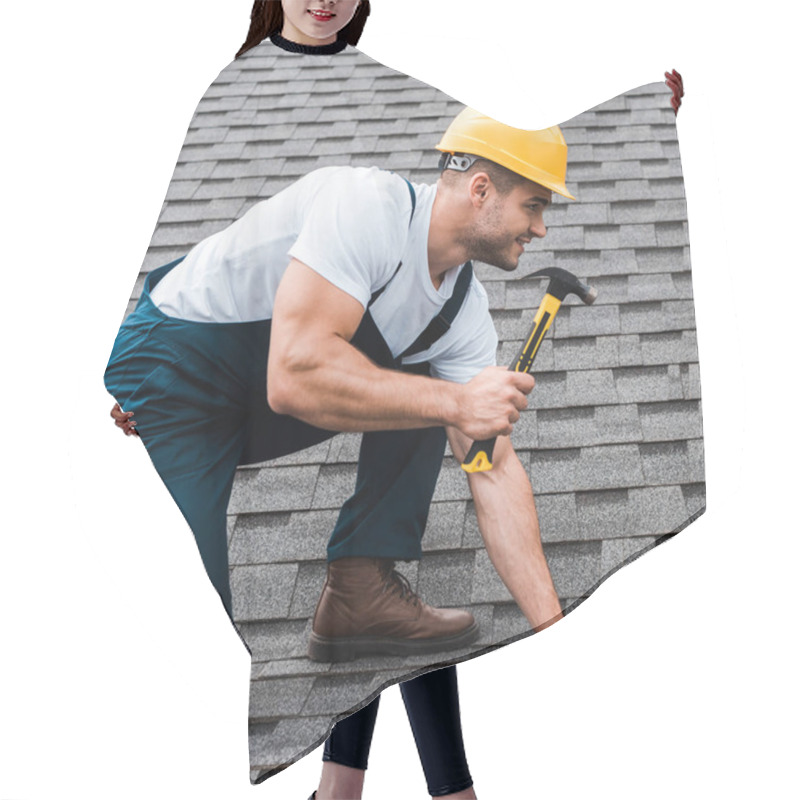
[106,108,571,661]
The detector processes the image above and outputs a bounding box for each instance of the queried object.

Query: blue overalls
[104,186,473,620]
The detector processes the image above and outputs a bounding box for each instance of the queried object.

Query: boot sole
[307,621,480,663]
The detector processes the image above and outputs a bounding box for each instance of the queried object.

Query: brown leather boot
[308,558,479,662]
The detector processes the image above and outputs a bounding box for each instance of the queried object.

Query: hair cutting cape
[110,36,704,783]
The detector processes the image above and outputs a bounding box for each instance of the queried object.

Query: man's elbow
[267,363,302,416]
[267,382,290,415]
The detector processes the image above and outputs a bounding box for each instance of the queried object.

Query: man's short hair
[439,154,529,195]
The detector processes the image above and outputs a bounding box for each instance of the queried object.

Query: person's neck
[427,188,472,289]
[270,30,348,55]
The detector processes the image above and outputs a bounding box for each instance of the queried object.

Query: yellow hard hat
[436,107,575,200]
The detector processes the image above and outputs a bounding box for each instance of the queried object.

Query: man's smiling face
[467,180,552,271]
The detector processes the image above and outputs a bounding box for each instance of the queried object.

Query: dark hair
[236,0,371,58]
[440,157,529,196]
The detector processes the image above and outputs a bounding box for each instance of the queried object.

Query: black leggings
[323,666,472,797]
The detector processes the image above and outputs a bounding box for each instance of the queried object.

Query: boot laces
[379,561,420,607]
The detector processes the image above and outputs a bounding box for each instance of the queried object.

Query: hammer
[461,267,598,473]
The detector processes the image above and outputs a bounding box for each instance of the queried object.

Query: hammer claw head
[530,267,598,305]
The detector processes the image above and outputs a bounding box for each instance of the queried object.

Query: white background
[1,1,797,798]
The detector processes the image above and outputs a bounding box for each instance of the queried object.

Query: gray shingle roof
[122,39,705,782]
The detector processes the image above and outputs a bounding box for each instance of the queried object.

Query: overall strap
[405,176,417,219]
[401,261,474,358]
[368,178,417,308]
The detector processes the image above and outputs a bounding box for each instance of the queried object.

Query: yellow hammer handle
[513,294,562,373]
[461,293,562,473]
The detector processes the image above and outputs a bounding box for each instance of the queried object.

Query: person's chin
[495,253,520,272]
[477,246,519,272]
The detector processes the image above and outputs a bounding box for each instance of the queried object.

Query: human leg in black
[318,666,473,798]
[401,666,473,797]
[323,694,381,770]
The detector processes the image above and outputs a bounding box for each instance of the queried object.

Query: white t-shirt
[150,166,497,383]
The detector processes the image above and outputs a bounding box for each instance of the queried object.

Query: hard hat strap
[438,152,480,173]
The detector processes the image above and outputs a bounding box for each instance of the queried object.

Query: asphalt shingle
[191,176,266,199]
[423,502,468,551]
[629,486,688,535]
[491,603,532,642]
[231,563,298,622]
[302,673,378,716]
[640,330,698,365]
[229,465,320,514]
[510,409,539,449]
[417,551,475,607]
[546,541,604,599]
[250,716,331,768]
[681,483,707,517]
[557,305,621,338]
[551,336,620,370]
[596,404,644,443]
[310,464,357,510]
[530,444,646,494]
[157,198,246,224]
[680,362,703,399]
[432,458,473,503]
[576,488,632,539]
[288,561,327,619]
[529,371,567,409]
[536,493,579,542]
[249,676,315,721]
[639,400,704,441]
[639,440,695,484]
[634,245,689,273]
[325,432,363,464]
[150,221,232,250]
[565,369,619,406]
[600,536,657,576]
[613,364,683,403]
[228,509,338,565]
[471,549,514,605]
[537,406,595,449]
[241,619,310,662]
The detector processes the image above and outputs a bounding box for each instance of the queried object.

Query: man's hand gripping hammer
[461,267,598,473]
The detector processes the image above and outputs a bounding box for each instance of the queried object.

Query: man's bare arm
[447,426,563,631]
[267,259,534,438]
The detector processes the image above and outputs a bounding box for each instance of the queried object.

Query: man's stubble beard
[458,197,519,272]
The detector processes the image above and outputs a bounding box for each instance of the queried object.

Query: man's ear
[468,172,492,206]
